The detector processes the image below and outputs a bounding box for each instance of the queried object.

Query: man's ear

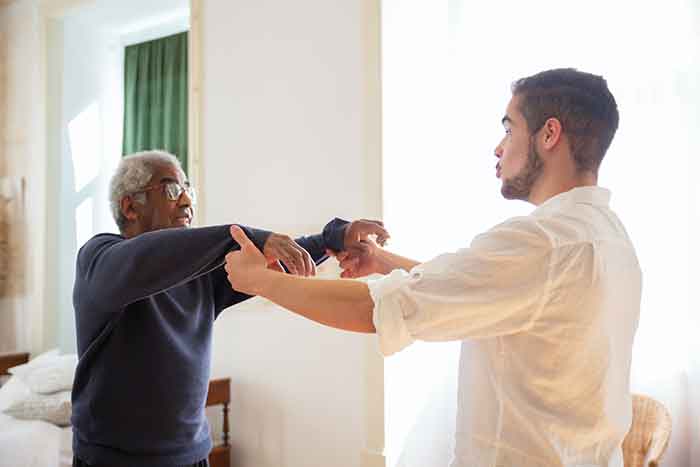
[541,117,563,150]
[120,196,140,223]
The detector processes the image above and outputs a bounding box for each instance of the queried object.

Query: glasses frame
[133,181,196,204]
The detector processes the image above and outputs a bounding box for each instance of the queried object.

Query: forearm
[256,271,376,333]
[376,249,421,274]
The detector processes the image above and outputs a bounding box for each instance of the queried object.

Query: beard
[501,138,544,201]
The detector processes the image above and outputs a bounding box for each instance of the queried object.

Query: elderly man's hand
[263,232,316,277]
[343,219,390,251]
[226,226,270,295]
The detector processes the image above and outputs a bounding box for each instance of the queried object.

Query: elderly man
[226,69,642,467]
[71,150,388,467]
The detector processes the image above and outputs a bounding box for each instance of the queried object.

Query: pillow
[23,355,77,394]
[0,375,31,412]
[7,348,59,379]
[9,350,77,394]
[2,390,71,426]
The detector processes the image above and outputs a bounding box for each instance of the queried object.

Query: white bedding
[0,413,72,467]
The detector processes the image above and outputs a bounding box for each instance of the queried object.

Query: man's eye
[505,129,512,136]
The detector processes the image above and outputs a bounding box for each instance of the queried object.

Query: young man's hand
[322,219,390,279]
[226,226,273,295]
[343,219,390,250]
[328,239,384,279]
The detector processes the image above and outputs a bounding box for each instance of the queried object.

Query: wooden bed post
[206,377,232,467]
[223,401,230,446]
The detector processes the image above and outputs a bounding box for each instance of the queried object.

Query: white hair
[109,150,183,231]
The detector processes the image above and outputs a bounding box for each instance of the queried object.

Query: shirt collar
[532,186,611,217]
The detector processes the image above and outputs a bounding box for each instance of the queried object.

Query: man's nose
[494,144,503,158]
[178,189,193,206]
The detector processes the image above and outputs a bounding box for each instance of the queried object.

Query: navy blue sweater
[71,219,348,466]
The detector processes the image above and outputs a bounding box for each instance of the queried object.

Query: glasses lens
[163,182,197,204]
[164,182,181,201]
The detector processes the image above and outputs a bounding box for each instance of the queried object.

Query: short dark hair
[511,68,619,173]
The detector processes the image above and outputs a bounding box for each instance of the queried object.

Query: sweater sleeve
[293,217,350,264]
[76,225,271,309]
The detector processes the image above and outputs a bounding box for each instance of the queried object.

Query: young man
[225,69,642,467]
[71,150,388,467]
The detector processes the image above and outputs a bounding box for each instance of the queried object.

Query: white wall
[0,0,47,355]
[200,1,382,466]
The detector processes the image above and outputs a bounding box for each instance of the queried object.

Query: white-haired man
[71,150,388,467]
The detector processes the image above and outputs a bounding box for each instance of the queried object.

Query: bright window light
[382,0,696,464]
[75,197,94,250]
[68,101,101,192]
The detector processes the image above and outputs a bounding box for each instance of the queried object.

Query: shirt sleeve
[368,218,554,356]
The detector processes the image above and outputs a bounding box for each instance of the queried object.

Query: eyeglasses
[134,181,197,205]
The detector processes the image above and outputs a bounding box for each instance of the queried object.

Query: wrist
[374,248,396,275]
[323,218,350,252]
[251,268,277,297]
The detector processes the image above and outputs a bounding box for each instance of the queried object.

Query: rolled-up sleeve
[369,218,554,356]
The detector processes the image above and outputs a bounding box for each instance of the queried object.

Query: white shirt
[369,187,641,467]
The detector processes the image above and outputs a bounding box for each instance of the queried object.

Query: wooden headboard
[206,377,231,467]
[0,352,231,467]
[0,352,29,376]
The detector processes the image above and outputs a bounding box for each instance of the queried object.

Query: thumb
[230,225,256,250]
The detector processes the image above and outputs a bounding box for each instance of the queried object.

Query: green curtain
[122,31,188,173]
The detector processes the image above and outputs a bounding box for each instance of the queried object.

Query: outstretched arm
[78,225,272,308]
[225,217,554,357]
[332,239,421,278]
[225,226,377,332]
[213,219,391,313]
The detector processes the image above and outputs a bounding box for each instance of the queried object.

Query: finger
[364,223,390,242]
[285,247,305,276]
[302,249,315,277]
[268,260,285,272]
[291,245,309,277]
[294,245,314,277]
[307,252,317,277]
[341,268,357,279]
[352,221,390,244]
[362,219,384,227]
[339,257,359,270]
[230,225,256,250]
[271,249,296,274]
[280,255,298,275]
[325,248,338,258]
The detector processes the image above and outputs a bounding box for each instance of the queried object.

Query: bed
[0,352,231,467]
